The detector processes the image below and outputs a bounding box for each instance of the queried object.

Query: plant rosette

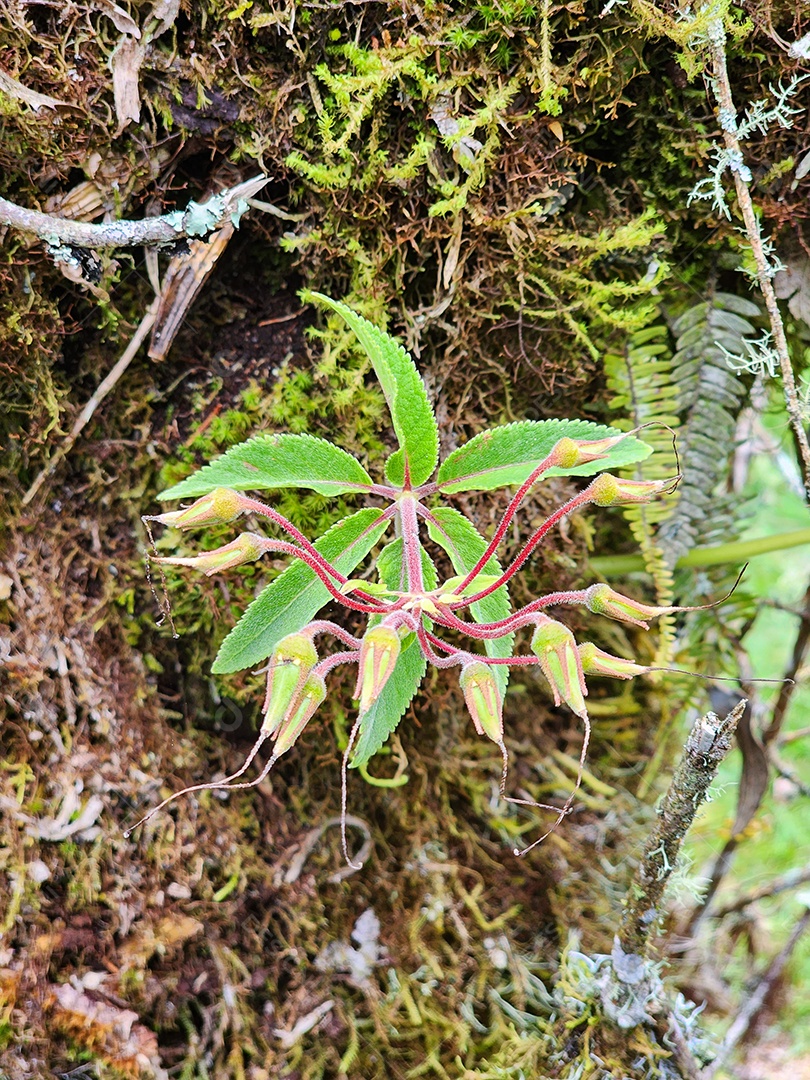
[131,293,689,863]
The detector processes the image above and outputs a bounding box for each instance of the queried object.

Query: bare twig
[618,701,746,957]
[679,695,768,941]
[700,905,810,1079]
[21,299,159,506]
[598,704,744,1055]
[762,581,810,746]
[706,17,810,497]
[712,861,810,919]
[0,175,269,251]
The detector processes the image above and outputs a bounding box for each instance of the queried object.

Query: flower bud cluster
[261,632,325,756]
[149,439,682,815]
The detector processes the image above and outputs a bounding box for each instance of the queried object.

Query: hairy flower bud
[530,618,588,719]
[584,584,672,629]
[586,473,678,507]
[154,532,266,576]
[272,674,327,757]
[354,624,401,713]
[153,487,246,529]
[578,642,649,680]
[459,661,503,743]
[550,433,632,469]
[261,632,319,735]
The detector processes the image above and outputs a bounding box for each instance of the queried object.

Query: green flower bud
[530,618,588,719]
[578,642,649,680]
[262,632,319,735]
[586,473,678,507]
[550,433,630,470]
[354,624,401,713]
[154,487,245,529]
[154,533,265,576]
[584,584,672,629]
[459,661,503,744]
[272,674,327,757]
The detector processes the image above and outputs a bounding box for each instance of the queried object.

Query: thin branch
[0,175,270,250]
[712,861,810,919]
[22,299,160,505]
[700,906,810,1080]
[707,18,810,497]
[762,580,810,746]
[617,701,746,957]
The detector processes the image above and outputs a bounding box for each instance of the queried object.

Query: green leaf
[158,433,373,501]
[212,509,390,673]
[304,292,439,487]
[348,538,437,766]
[436,420,653,494]
[437,574,502,598]
[351,632,426,768]
[376,537,439,592]
[427,507,514,696]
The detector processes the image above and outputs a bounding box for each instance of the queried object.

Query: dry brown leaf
[110,36,145,133]
[0,69,71,111]
[92,0,141,37]
[148,225,235,360]
[45,180,108,222]
[149,0,181,38]
[774,258,810,330]
[731,705,770,838]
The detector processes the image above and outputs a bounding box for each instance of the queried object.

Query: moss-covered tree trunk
[2,2,809,1077]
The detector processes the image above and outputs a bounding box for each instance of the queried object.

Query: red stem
[256,536,389,614]
[306,620,363,648]
[423,628,547,667]
[459,489,593,606]
[432,591,589,637]
[243,495,396,611]
[451,450,565,592]
[314,650,359,678]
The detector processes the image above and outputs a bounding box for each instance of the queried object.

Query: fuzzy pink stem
[459,490,593,606]
[306,621,363,648]
[450,449,568,592]
[314,651,360,678]
[257,537,389,614]
[422,629,547,668]
[433,591,589,637]
[398,494,424,593]
[241,495,395,601]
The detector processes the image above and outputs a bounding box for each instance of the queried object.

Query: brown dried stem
[700,905,810,1079]
[712,860,810,919]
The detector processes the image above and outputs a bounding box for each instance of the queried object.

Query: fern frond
[604,323,680,663]
[657,291,760,568]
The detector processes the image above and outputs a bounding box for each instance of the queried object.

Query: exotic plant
[131,293,683,862]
